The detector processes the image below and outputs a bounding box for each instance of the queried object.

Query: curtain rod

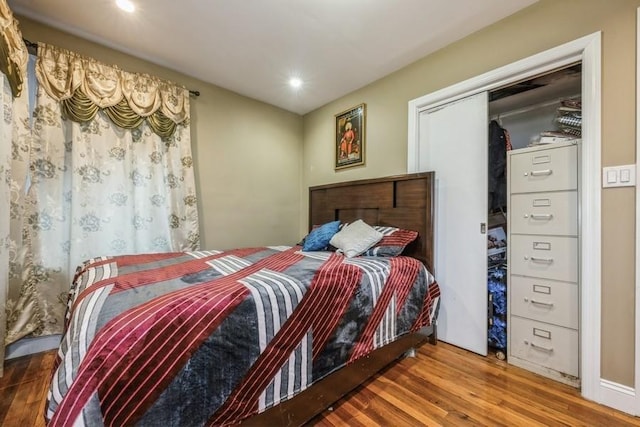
[23,38,200,97]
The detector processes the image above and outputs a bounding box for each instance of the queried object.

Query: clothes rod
[22,38,200,97]
[490,93,580,121]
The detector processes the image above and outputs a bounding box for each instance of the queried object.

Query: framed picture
[335,103,365,170]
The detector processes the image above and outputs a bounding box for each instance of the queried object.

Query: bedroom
[1,0,639,425]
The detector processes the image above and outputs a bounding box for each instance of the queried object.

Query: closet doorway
[408,33,601,402]
[416,64,582,359]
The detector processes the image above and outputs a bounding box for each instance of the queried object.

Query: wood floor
[1,342,639,426]
[1,349,54,427]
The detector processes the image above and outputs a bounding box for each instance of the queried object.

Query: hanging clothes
[488,120,509,211]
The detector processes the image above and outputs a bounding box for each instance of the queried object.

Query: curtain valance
[36,43,189,137]
[0,0,27,97]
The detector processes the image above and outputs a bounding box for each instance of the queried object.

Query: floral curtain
[4,60,37,353]
[0,74,13,377]
[0,0,27,98]
[2,42,199,376]
[36,43,189,138]
[0,0,27,377]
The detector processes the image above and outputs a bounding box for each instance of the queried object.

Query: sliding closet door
[418,92,488,355]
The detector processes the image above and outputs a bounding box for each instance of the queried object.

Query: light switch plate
[602,164,636,188]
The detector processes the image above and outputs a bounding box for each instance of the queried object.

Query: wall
[17,16,304,251]
[302,0,639,387]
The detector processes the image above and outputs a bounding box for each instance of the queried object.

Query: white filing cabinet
[507,140,580,387]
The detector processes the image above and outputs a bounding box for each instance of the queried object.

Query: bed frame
[245,172,437,426]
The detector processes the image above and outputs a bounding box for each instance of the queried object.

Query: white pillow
[329,219,383,258]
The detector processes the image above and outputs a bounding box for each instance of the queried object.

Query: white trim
[408,32,606,408]
[579,31,602,406]
[408,33,593,173]
[600,379,638,416]
[634,6,640,417]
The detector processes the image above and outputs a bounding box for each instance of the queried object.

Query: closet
[414,62,584,387]
[487,65,582,387]
[409,32,601,400]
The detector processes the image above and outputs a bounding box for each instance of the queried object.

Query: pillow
[362,226,419,257]
[329,219,383,258]
[302,220,341,251]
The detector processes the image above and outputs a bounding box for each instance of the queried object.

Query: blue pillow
[302,220,341,251]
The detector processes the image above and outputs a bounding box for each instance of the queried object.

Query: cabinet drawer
[509,145,577,193]
[510,235,578,282]
[510,316,578,377]
[510,191,577,236]
[510,276,578,329]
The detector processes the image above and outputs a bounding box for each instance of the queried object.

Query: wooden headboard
[309,172,435,273]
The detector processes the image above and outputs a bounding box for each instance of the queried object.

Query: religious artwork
[335,103,365,170]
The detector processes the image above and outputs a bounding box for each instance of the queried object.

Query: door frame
[408,33,612,409]
[634,7,640,416]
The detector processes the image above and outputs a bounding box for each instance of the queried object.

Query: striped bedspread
[45,246,440,426]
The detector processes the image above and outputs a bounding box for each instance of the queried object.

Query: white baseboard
[599,379,638,416]
[5,334,61,359]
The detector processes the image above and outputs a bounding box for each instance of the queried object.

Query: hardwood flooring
[0,350,54,427]
[312,343,640,426]
[1,342,638,426]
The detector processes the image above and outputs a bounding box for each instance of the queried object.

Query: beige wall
[17,16,304,250]
[302,0,638,386]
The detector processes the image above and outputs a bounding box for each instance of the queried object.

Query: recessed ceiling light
[289,77,302,89]
[116,0,135,13]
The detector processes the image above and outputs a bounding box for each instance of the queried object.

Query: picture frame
[335,103,365,170]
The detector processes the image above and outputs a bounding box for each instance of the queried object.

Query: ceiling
[8,0,538,115]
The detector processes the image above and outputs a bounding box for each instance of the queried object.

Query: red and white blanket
[46,246,439,426]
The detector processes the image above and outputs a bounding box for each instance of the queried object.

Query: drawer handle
[526,256,553,263]
[525,298,554,307]
[526,341,554,353]
[529,169,553,177]
[526,213,553,220]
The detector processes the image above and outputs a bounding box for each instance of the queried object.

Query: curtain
[4,60,34,349]
[0,0,27,376]
[36,43,189,138]
[0,74,12,376]
[0,0,27,98]
[2,42,199,375]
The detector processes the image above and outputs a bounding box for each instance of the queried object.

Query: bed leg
[404,348,416,358]
[428,322,438,345]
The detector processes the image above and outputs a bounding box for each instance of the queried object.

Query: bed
[45,172,439,426]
